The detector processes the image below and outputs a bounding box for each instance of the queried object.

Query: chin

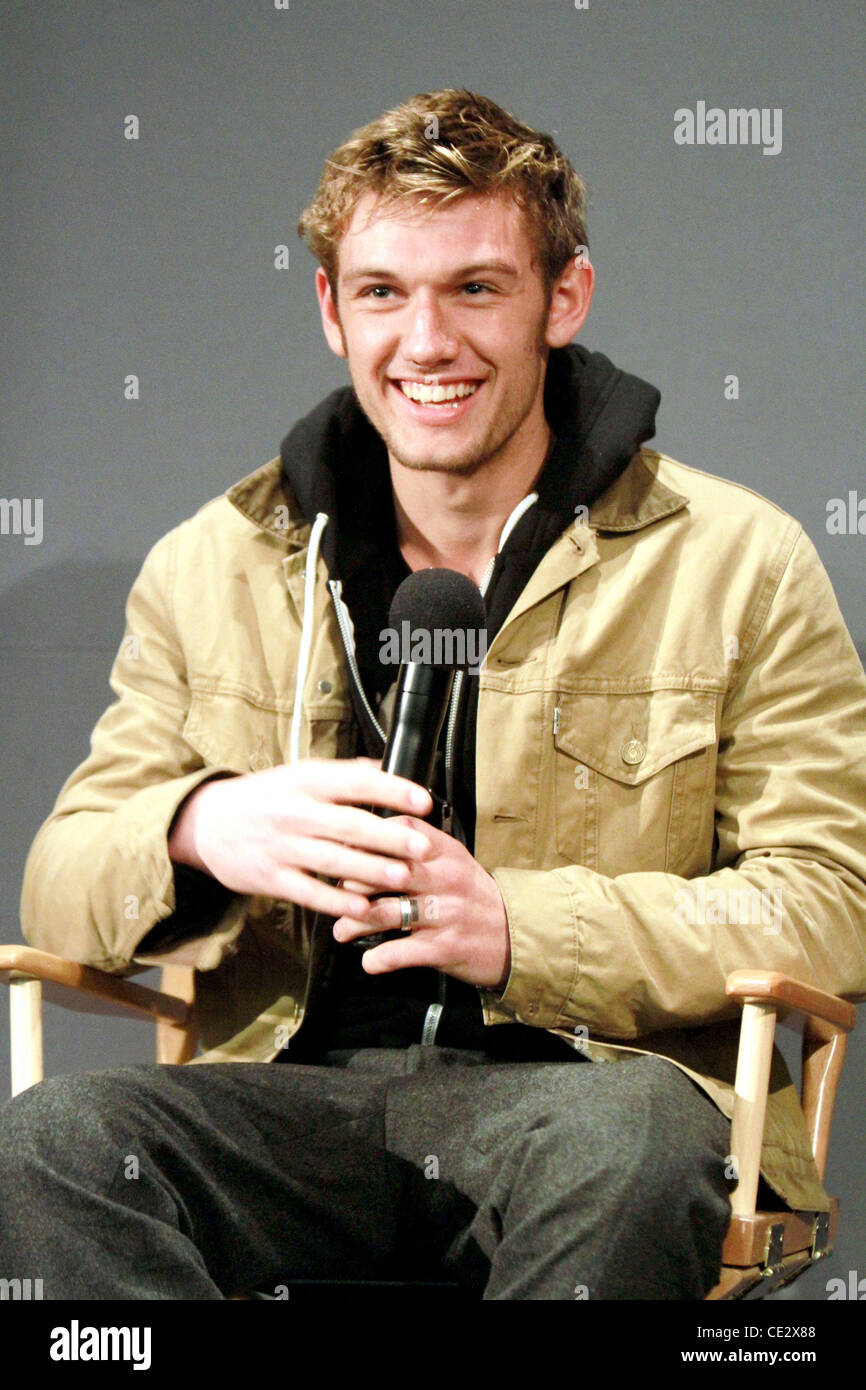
[393,450,487,477]
[387,428,497,477]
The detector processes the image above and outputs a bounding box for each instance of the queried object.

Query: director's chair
[0,944,856,1300]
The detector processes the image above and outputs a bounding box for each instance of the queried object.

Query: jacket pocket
[182,689,287,773]
[553,687,718,876]
[182,687,358,773]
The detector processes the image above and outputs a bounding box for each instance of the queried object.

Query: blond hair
[298,89,589,298]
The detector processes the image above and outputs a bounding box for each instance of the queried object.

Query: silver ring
[398,895,420,930]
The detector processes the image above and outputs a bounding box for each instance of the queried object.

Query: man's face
[316,191,576,478]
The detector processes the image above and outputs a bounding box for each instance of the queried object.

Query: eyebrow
[343,260,521,285]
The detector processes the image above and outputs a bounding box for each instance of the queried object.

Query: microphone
[379,568,487,803]
[348,567,486,946]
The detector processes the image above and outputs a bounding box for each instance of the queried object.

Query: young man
[6,90,866,1300]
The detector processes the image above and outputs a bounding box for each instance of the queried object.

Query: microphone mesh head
[388,569,487,668]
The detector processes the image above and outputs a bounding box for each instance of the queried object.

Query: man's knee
[0,1066,162,1189]
[465,1055,734,1298]
[555,1055,732,1295]
[591,1056,734,1294]
[502,1055,733,1241]
[618,1055,732,1190]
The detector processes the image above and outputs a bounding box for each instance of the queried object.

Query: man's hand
[333,818,511,991]
[168,758,434,920]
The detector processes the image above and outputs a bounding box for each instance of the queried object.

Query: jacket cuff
[112,767,247,967]
[490,865,581,1027]
[133,863,239,954]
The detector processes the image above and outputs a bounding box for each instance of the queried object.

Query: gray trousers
[0,1046,735,1300]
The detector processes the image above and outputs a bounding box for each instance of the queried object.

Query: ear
[543,255,595,348]
[315,267,347,359]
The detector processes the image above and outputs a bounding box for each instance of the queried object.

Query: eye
[359,285,394,300]
[462,282,492,295]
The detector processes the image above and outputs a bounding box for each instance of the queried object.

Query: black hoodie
[277,342,661,1058]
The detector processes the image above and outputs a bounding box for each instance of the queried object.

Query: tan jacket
[20,448,866,1212]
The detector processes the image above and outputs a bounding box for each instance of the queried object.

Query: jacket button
[317,679,332,693]
[620,738,646,766]
[249,752,268,770]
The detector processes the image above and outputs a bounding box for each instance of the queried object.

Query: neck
[389,423,553,588]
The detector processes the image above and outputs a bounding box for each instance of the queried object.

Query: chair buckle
[761,1222,785,1277]
[811,1211,831,1259]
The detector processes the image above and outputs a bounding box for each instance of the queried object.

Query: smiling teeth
[400,381,479,404]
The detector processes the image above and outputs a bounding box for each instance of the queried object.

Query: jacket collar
[590,448,688,532]
[226,446,689,546]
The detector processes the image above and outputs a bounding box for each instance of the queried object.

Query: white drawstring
[479,490,539,597]
[289,511,329,765]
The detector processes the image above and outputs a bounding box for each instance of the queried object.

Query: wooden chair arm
[1,945,198,1096]
[724,969,856,1217]
[725,970,856,1031]
[0,945,191,1024]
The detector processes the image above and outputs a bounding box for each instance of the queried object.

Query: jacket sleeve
[133,862,239,955]
[20,527,249,973]
[489,527,866,1040]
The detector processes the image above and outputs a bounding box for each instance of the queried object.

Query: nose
[401,290,458,365]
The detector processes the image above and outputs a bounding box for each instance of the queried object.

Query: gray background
[1,0,863,1299]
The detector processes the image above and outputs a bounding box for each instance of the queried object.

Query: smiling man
[319,190,567,488]
[7,89,866,1302]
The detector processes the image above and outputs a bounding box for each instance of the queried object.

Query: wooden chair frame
[0,945,856,1301]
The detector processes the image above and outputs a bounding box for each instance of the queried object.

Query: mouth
[397,379,480,406]
[390,378,484,422]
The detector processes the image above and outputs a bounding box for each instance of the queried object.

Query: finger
[334,885,444,940]
[265,865,370,920]
[339,877,380,895]
[332,896,405,942]
[359,932,439,974]
[275,836,414,892]
[332,910,393,943]
[377,815,452,855]
[285,800,433,863]
[296,759,433,815]
[339,890,442,939]
[340,862,435,897]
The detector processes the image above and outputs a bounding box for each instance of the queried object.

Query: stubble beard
[385,417,514,479]
[359,365,547,481]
